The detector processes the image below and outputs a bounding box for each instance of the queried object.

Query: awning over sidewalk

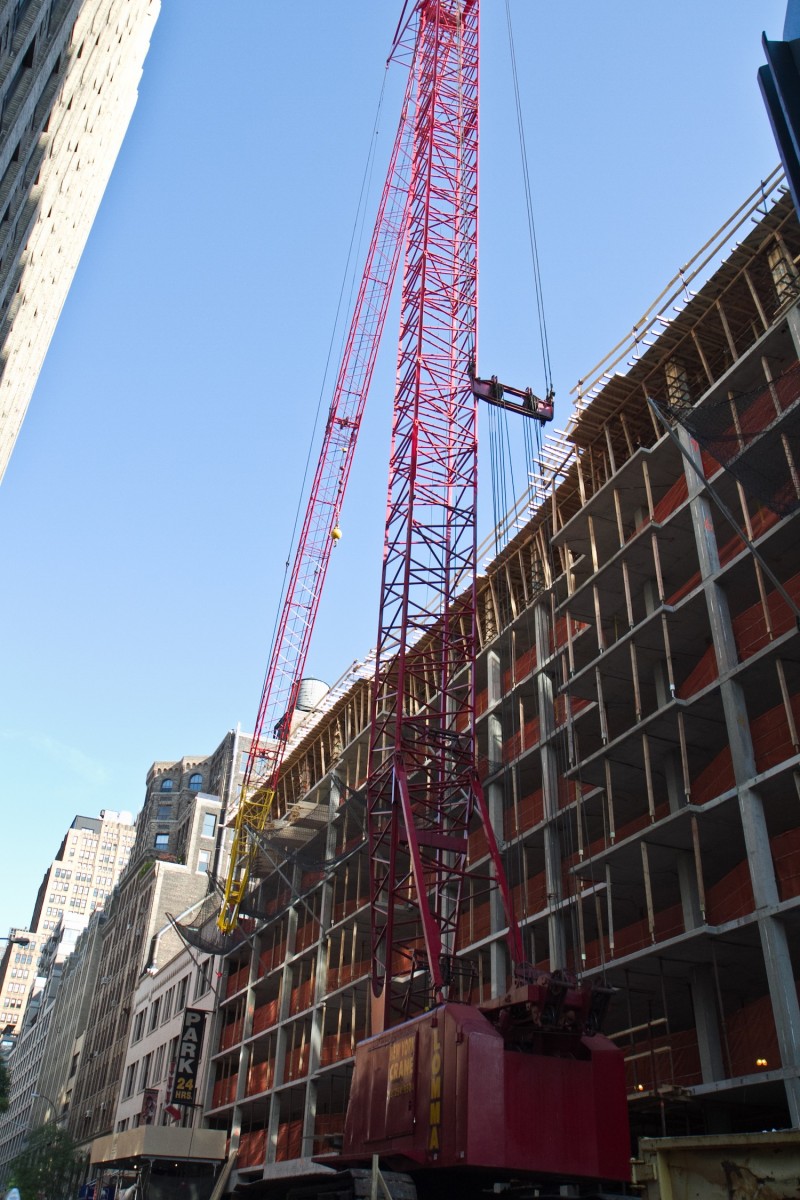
[90,1126,227,1169]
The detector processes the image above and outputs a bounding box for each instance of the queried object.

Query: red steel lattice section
[367,0,523,1031]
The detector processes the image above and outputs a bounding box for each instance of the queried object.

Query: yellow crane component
[217,784,275,934]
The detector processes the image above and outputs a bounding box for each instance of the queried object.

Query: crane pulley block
[471,372,554,423]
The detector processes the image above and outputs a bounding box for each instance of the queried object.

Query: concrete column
[487,712,502,768]
[653,659,673,710]
[662,751,684,814]
[689,964,726,1085]
[784,304,800,356]
[267,864,301,1162]
[643,578,659,617]
[661,751,705,935]
[302,776,341,1156]
[487,649,502,707]
[675,851,702,931]
[534,602,567,970]
[487,779,509,996]
[682,427,800,1124]
[230,929,263,1163]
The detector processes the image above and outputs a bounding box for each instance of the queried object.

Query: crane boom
[218,33,419,934]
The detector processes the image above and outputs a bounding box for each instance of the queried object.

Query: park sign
[171,1008,206,1106]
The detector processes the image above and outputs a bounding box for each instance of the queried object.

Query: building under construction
[197,177,800,1176]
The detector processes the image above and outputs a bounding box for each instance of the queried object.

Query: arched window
[160,779,173,792]
[188,773,203,792]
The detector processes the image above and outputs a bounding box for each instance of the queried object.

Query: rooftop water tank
[296,677,329,712]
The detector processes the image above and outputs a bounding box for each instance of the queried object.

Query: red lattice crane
[222,0,630,1185]
[344,2,626,1182]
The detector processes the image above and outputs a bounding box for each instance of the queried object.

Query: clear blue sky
[0,1,788,936]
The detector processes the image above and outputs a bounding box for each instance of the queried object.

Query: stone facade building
[33,911,106,1124]
[0,914,93,1181]
[31,811,136,937]
[0,929,41,1037]
[67,730,245,1148]
[0,809,135,1184]
[0,810,135,1036]
[0,0,160,482]
[112,934,217,1136]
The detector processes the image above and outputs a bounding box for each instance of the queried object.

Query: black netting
[239,814,365,923]
[667,361,800,517]
[168,891,249,955]
[172,783,367,938]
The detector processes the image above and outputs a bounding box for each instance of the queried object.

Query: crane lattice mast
[366,0,524,1034]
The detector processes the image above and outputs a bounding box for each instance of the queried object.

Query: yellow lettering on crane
[428,1026,442,1155]
[387,1035,415,1098]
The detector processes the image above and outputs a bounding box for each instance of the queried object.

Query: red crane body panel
[342,1003,631,1184]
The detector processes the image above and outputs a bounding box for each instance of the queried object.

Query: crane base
[341,1002,630,1184]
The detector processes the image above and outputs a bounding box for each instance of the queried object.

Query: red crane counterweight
[343,1000,631,1184]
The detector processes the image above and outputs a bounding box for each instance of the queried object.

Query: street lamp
[32,1089,61,1123]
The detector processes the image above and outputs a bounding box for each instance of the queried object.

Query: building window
[194,958,212,999]
[139,1053,152,1091]
[162,988,173,1023]
[176,975,189,1013]
[132,1010,146,1043]
[157,805,172,821]
[148,998,161,1031]
[188,773,203,792]
[160,779,173,792]
[197,850,211,875]
[201,813,216,839]
[154,834,169,850]
[122,1063,136,1099]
